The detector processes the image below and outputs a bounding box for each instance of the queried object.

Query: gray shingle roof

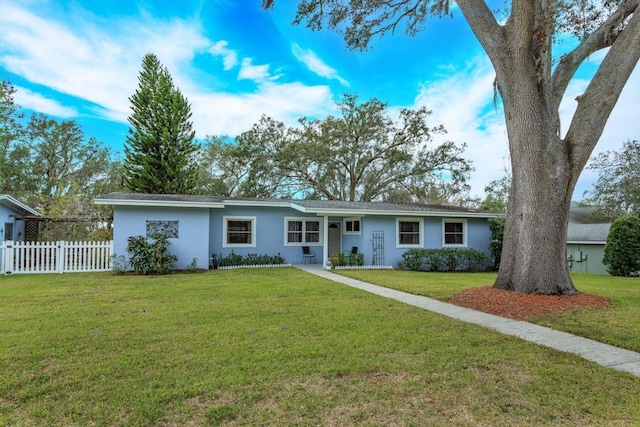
[95,192,497,217]
[567,223,611,243]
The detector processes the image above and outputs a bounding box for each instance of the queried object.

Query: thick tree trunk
[493,61,578,295]
[495,150,577,294]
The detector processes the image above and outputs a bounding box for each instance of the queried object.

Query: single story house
[1,194,41,242]
[94,192,501,270]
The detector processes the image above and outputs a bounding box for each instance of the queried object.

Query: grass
[335,270,640,352]
[0,268,638,426]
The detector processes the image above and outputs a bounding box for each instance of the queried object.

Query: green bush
[603,214,640,277]
[398,248,489,272]
[125,233,177,275]
[218,251,286,267]
[330,251,364,267]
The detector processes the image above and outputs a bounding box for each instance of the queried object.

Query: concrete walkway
[296,264,640,378]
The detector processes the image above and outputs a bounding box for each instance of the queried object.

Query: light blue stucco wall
[0,203,26,242]
[356,216,492,267]
[209,206,323,265]
[113,206,211,269]
[112,204,494,270]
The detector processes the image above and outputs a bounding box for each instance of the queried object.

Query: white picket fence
[1,240,113,275]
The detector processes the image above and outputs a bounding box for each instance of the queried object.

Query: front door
[328,222,341,257]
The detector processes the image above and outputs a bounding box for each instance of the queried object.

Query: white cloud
[0,2,210,125]
[411,56,640,200]
[0,2,338,140]
[238,58,271,82]
[14,86,77,118]
[291,43,349,86]
[209,40,238,70]
[413,57,508,197]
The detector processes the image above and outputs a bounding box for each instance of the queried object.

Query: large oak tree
[201,94,471,202]
[265,0,640,294]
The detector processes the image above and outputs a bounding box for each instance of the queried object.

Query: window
[443,219,467,247]
[285,218,321,245]
[343,217,361,235]
[396,218,423,248]
[3,222,13,241]
[223,216,256,248]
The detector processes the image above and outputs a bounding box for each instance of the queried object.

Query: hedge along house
[94,192,501,270]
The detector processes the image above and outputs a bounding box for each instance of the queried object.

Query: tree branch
[565,7,640,174]
[551,0,639,112]
[456,0,505,61]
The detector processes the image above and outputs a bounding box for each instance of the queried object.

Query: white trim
[95,194,502,219]
[396,217,424,248]
[0,194,41,217]
[222,216,256,248]
[284,217,322,246]
[442,218,468,247]
[343,217,362,235]
[94,198,225,209]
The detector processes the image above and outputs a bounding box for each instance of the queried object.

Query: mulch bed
[449,286,611,320]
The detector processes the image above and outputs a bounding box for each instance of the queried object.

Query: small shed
[567,204,611,275]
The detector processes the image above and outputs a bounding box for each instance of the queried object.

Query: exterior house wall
[1,203,26,242]
[567,243,608,275]
[210,206,323,265]
[107,198,495,270]
[356,216,492,267]
[113,206,211,269]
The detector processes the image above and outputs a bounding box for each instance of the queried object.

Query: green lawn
[1,269,639,426]
[336,270,640,352]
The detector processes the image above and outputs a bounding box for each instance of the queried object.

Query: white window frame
[223,216,256,248]
[284,217,322,246]
[442,219,467,247]
[396,217,424,248]
[343,217,362,235]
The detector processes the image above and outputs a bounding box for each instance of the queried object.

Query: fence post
[1,241,12,274]
[57,241,65,274]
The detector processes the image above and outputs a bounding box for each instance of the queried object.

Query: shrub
[330,251,364,267]
[398,248,489,272]
[603,214,640,277]
[218,251,286,267]
[125,233,177,275]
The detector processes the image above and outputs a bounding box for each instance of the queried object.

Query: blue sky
[1,0,638,199]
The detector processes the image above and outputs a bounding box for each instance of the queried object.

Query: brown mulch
[449,286,611,320]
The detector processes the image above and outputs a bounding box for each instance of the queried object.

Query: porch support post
[322,215,329,269]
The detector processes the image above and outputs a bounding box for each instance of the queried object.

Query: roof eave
[0,195,41,217]
[94,198,225,209]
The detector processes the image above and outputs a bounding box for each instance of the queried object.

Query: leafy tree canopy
[201,93,472,203]
[582,140,639,222]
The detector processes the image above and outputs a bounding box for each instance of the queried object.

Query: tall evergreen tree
[124,53,200,194]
